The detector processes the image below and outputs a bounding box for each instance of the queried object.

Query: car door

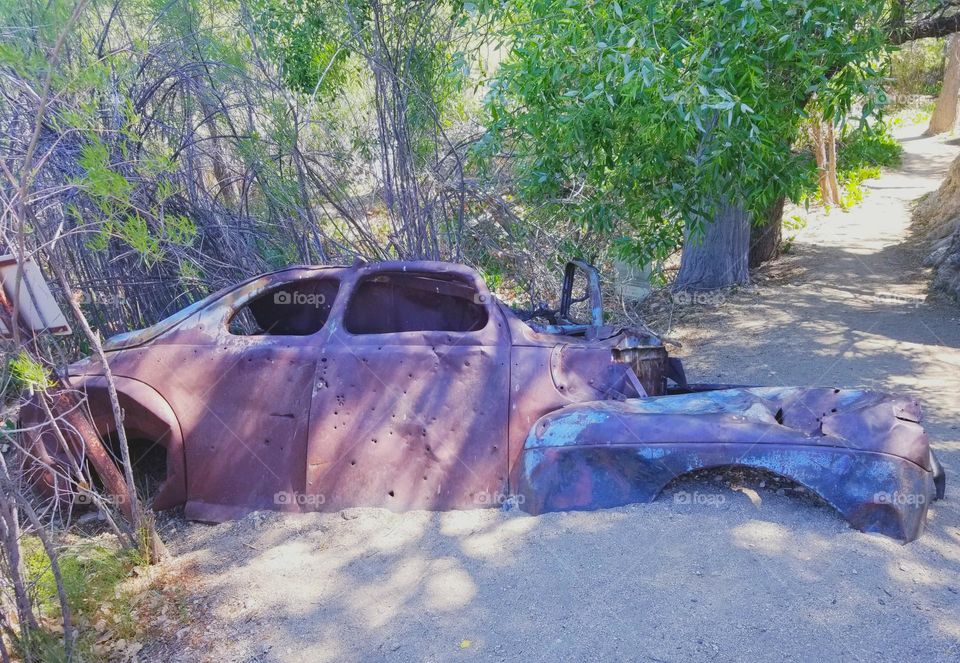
[170,272,341,519]
[305,264,511,511]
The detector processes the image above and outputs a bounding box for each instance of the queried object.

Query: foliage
[795,121,903,208]
[24,538,143,623]
[890,38,945,98]
[0,0,491,336]
[837,122,902,172]
[20,536,172,660]
[8,351,53,393]
[484,0,890,267]
[247,0,360,95]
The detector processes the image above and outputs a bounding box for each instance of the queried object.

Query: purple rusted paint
[22,261,945,541]
[516,387,944,541]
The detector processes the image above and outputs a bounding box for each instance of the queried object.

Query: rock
[933,227,960,302]
[914,154,960,301]
[925,245,949,267]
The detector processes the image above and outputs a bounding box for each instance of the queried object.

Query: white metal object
[0,254,71,336]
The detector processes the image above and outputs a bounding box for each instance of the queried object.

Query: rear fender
[66,376,186,510]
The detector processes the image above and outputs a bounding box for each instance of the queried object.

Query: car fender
[514,387,942,542]
[64,375,187,510]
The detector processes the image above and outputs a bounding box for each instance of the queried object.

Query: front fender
[515,387,942,542]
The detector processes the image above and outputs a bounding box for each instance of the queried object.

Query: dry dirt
[144,127,960,663]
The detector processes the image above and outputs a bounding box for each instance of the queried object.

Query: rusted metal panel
[306,343,509,510]
[515,388,942,541]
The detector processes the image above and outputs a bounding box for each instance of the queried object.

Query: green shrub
[20,537,146,661]
[794,122,902,208]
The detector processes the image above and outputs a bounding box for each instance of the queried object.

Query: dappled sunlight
[436,508,503,537]
[345,555,430,628]
[728,519,789,553]
[422,559,478,611]
[883,557,953,590]
[444,514,540,564]
[728,520,839,582]
[932,614,960,641]
[344,511,434,553]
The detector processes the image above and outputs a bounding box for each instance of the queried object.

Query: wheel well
[99,430,168,501]
[659,464,832,510]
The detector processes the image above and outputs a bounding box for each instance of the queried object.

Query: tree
[485,0,888,289]
[810,119,842,206]
[926,35,960,135]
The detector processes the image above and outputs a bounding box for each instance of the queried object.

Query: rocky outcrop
[914,153,960,301]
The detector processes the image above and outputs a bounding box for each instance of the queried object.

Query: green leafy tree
[484,0,889,288]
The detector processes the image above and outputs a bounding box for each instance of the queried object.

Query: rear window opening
[228,279,339,336]
[344,272,488,334]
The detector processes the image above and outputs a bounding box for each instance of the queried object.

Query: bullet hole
[350,460,356,466]
[388,490,395,497]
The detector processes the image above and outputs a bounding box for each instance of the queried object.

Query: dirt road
[153,128,960,663]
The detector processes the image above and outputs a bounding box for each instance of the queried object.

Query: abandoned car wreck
[22,260,946,542]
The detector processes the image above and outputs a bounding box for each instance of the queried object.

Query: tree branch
[893,11,960,44]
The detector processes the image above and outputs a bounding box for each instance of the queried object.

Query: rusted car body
[25,261,945,541]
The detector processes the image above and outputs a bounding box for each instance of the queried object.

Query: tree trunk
[675,203,751,289]
[825,121,841,203]
[926,34,960,136]
[749,195,785,268]
[811,120,841,206]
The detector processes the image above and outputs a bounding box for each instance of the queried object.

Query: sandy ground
[149,128,960,663]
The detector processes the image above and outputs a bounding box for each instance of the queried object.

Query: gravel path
[150,127,960,663]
